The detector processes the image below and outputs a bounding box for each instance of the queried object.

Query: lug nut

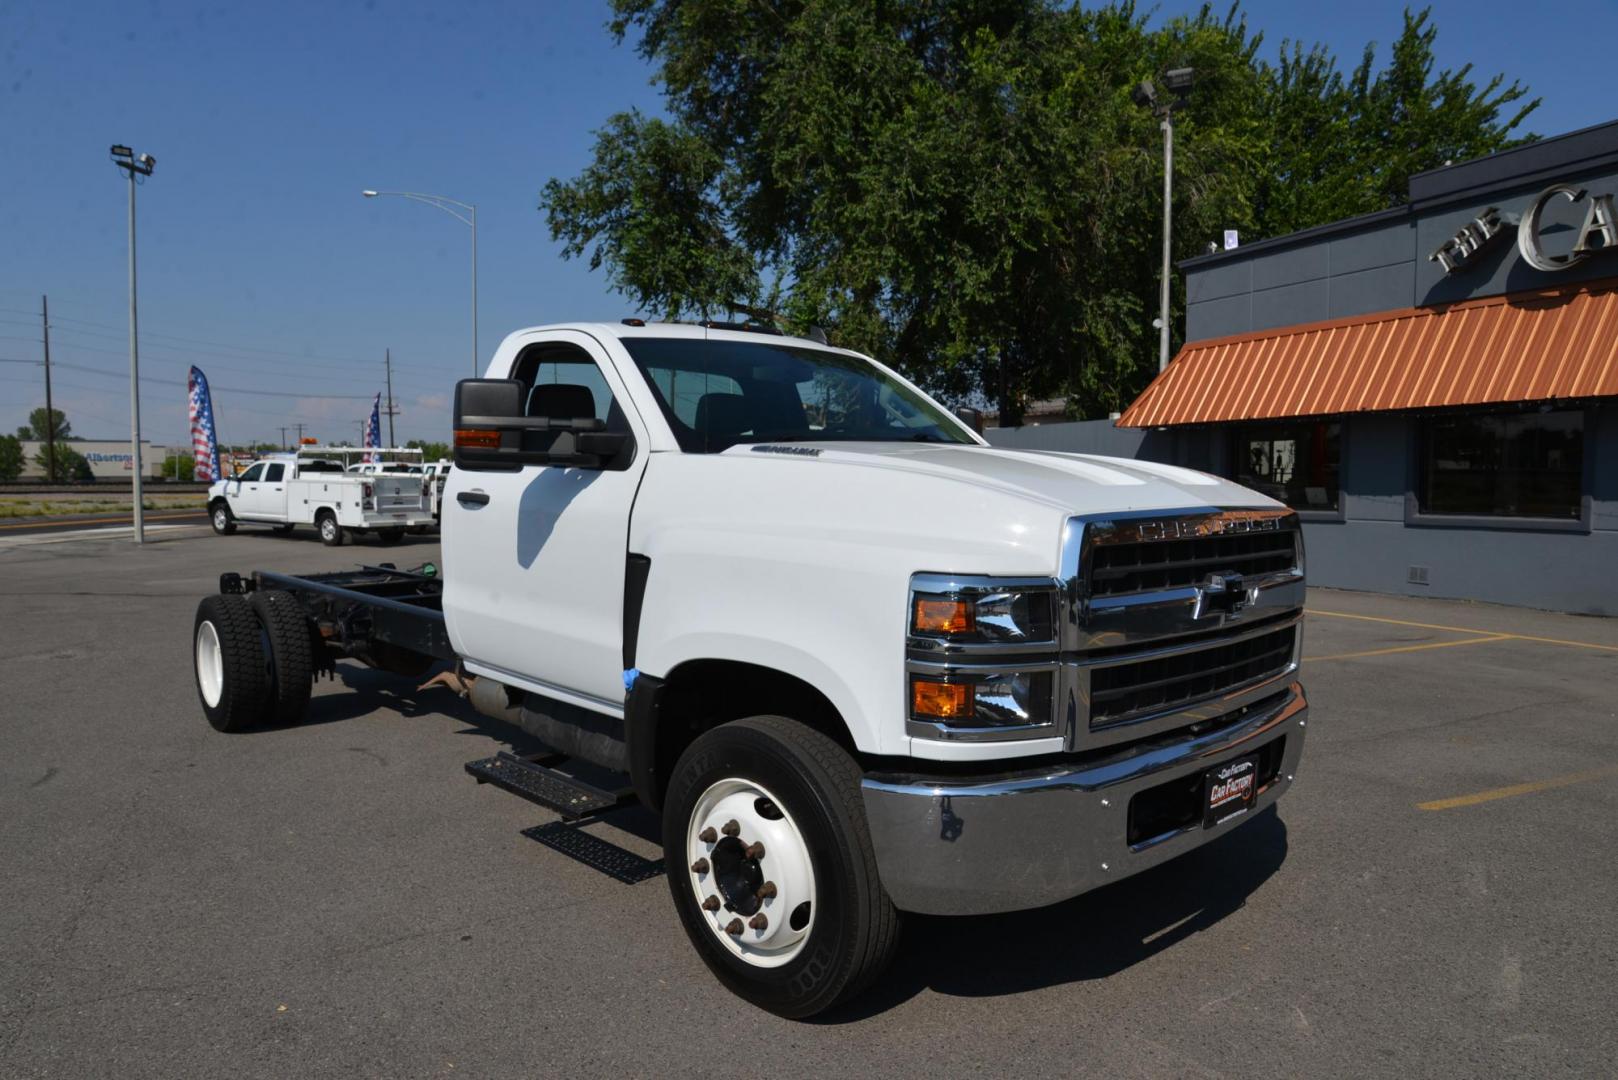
[698,826,718,844]
[749,913,768,931]
[725,918,744,936]
[744,841,765,860]
[721,819,741,837]
[702,895,722,912]
[691,858,710,875]
[757,881,777,900]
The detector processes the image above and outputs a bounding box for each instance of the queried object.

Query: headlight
[910,669,1055,728]
[906,573,1063,741]
[910,584,1056,645]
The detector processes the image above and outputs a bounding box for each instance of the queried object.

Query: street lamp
[363,189,479,375]
[112,144,155,543]
[1133,67,1194,372]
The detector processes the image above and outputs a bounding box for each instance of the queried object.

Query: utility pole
[111,145,155,543]
[279,426,289,451]
[383,348,397,446]
[293,422,306,446]
[41,295,56,482]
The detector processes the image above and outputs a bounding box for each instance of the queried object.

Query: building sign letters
[1429,181,1618,275]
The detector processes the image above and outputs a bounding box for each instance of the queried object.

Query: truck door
[257,463,287,517]
[227,462,266,519]
[443,332,650,712]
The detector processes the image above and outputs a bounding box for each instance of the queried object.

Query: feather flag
[364,392,382,463]
[188,366,222,482]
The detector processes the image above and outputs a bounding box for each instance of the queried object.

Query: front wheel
[210,502,236,536]
[663,716,901,1018]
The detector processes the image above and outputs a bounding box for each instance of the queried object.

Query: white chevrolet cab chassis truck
[206,446,435,545]
[192,321,1309,1017]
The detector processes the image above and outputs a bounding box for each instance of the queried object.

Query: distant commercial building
[992,120,1618,615]
[16,440,174,481]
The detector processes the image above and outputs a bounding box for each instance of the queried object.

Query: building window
[1418,409,1584,520]
[1231,420,1341,511]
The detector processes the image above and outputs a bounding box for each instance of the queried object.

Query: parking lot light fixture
[361,188,478,375]
[111,143,156,543]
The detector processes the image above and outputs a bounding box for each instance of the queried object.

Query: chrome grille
[1089,529,1297,598]
[1088,624,1297,728]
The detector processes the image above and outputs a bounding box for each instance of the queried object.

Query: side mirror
[453,378,631,471]
[955,406,984,435]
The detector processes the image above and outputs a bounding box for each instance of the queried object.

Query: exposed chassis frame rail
[221,563,456,664]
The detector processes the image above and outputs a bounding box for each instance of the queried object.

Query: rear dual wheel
[663,716,901,1018]
[192,590,314,732]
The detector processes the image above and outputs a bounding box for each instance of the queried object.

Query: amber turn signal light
[454,428,501,449]
[914,597,972,635]
[911,678,974,721]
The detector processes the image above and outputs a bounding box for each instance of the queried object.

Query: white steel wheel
[192,594,269,733]
[686,777,817,967]
[195,619,224,708]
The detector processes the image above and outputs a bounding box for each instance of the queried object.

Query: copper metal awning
[1117,276,1618,427]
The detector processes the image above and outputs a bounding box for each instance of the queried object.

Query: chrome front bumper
[861,682,1308,915]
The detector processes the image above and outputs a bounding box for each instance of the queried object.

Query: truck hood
[728,441,1279,516]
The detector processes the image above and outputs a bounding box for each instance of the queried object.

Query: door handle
[457,491,490,507]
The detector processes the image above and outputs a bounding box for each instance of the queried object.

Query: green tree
[1249,8,1536,237]
[33,443,92,483]
[0,434,23,482]
[406,439,451,462]
[543,2,1536,421]
[16,406,71,442]
[161,453,196,481]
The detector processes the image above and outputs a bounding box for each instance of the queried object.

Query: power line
[2,303,450,374]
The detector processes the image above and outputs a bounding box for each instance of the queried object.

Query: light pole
[362,189,478,375]
[111,145,155,542]
[1133,68,1194,372]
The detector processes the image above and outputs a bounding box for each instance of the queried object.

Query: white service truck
[191,321,1309,1017]
[206,447,435,545]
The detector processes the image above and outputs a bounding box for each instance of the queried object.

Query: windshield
[619,337,974,453]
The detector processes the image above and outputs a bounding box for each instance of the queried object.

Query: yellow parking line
[1305,634,1511,663]
[1418,764,1618,811]
[1307,609,1618,654]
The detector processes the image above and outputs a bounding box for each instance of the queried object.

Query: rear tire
[318,512,344,546]
[663,716,901,1018]
[377,527,405,544]
[210,501,236,536]
[193,594,268,733]
[250,590,314,726]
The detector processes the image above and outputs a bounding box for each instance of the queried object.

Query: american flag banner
[364,392,382,463]
[188,366,222,482]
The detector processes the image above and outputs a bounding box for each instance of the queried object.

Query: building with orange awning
[991,121,1618,615]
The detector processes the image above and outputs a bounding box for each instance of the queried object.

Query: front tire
[193,594,267,732]
[210,501,236,536]
[663,716,901,1018]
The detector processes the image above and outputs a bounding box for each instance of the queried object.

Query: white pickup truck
[192,321,1309,1017]
[207,447,435,545]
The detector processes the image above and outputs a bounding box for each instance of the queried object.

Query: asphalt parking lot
[2,526,1615,1077]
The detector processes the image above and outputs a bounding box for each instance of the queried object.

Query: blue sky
[0,0,1606,449]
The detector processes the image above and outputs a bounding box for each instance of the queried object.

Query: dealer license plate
[1203,755,1258,828]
